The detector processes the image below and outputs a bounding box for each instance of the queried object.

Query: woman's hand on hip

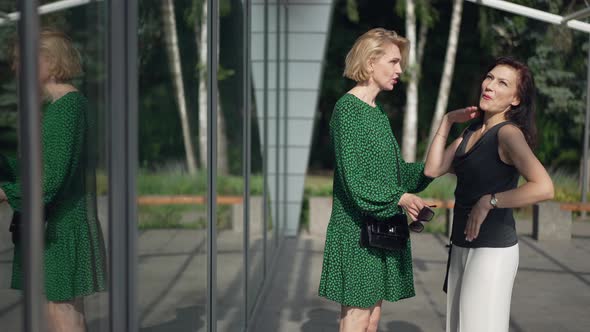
[446,106,479,124]
[398,193,427,221]
[464,194,493,242]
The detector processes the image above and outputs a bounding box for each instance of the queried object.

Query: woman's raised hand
[446,106,478,124]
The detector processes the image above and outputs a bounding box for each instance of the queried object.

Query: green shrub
[550,170,580,203]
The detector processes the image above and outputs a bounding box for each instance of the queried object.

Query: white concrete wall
[251,0,334,236]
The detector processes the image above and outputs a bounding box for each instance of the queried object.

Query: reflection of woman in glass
[0,29,106,331]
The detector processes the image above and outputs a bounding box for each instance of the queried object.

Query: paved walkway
[1,215,589,331]
[252,220,590,332]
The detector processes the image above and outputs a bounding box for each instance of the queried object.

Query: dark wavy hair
[484,57,537,148]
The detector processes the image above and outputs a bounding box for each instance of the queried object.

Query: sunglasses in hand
[409,205,436,233]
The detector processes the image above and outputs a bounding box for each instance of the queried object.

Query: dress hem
[318,291,416,309]
[11,284,106,302]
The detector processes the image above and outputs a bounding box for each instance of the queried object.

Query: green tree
[477,0,588,171]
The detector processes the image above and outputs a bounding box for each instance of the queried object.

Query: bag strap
[395,148,402,186]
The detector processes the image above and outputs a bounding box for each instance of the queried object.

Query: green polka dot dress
[1,91,107,302]
[318,93,432,308]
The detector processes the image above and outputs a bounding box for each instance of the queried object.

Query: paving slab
[252,220,590,332]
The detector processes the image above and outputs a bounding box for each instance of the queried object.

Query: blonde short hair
[343,28,409,82]
[40,29,82,81]
[13,29,82,81]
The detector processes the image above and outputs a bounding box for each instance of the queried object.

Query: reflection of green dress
[1,91,107,301]
[318,94,432,308]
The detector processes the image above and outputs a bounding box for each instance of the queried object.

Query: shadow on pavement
[382,320,423,332]
[138,305,205,332]
[519,236,590,288]
[301,308,339,331]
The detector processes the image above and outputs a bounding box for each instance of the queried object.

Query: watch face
[490,196,497,207]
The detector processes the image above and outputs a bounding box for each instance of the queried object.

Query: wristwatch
[490,193,498,209]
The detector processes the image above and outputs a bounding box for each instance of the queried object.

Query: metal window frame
[243,0,252,329]
[562,7,590,23]
[207,0,219,331]
[107,0,138,331]
[282,4,289,238]
[0,0,101,25]
[465,0,590,33]
[275,0,282,245]
[17,1,44,331]
[264,0,270,264]
[260,0,269,287]
[583,35,590,205]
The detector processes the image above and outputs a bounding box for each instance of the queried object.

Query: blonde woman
[318,28,433,332]
[0,29,106,332]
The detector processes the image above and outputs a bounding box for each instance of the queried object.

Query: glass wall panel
[267,0,282,251]
[76,2,110,331]
[217,0,245,330]
[261,1,277,276]
[248,0,266,317]
[137,1,207,330]
[0,1,109,331]
[0,5,25,330]
[278,2,288,239]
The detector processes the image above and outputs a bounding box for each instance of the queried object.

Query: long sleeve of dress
[1,104,83,211]
[0,154,17,182]
[400,161,433,193]
[332,104,406,219]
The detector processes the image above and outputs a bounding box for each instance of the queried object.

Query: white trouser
[446,243,519,332]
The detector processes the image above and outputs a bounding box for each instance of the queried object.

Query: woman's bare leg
[367,300,383,332]
[46,297,86,332]
[340,304,371,332]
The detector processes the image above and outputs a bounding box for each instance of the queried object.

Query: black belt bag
[9,211,24,245]
[9,207,50,245]
[359,141,409,251]
[360,213,409,250]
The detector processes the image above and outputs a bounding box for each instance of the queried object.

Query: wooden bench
[429,199,585,240]
[559,202,590,212]
[137,195,586,240]
[422,199,455,236]
[136,195,265,234]
[532,201,590,241]
[308,198,457,237]
[137,195,243,205]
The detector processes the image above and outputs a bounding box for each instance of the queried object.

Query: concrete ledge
[309,197,332,237]
[533,201,572,241]
[232,196,264,234]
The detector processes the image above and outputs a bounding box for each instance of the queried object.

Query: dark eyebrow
[497,77,510,85]
[488,72,511,85]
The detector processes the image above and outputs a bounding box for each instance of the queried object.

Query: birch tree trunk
[197,0,209,169]
[402,0,418,162]
[417,19,428,75]
[216,90,229,174]
[427,0,464,148]
[162,0,198,174]
[196,0,229,173]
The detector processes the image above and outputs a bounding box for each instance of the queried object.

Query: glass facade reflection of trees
[0,0,288,331]
[0,1,110,331]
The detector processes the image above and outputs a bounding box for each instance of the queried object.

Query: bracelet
[435,132,448,139]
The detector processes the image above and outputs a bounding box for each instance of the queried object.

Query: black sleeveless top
[450,121,519,248]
